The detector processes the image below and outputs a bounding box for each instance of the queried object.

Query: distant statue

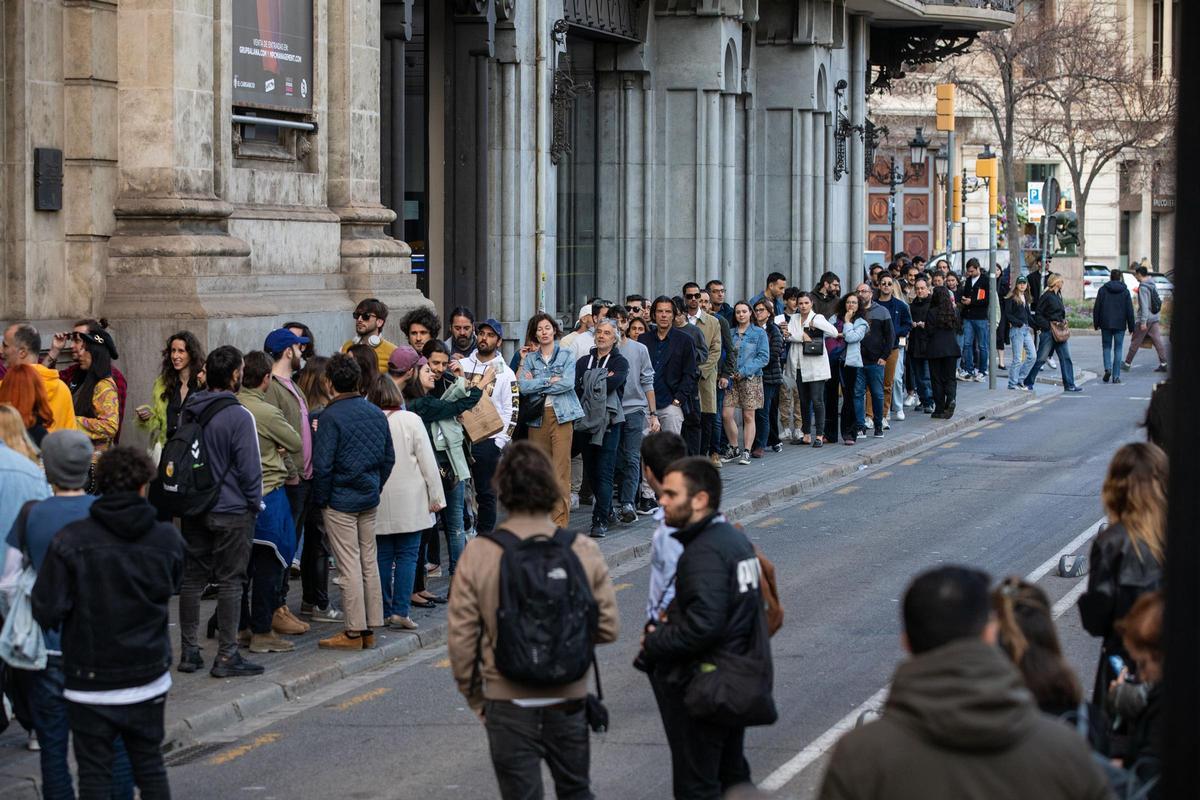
[1055,211,1079,250]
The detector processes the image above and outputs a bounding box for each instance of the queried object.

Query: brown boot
[272,607,308,636]
[318,631,364,650]
[281,606,310,633]
[249,632,295,654]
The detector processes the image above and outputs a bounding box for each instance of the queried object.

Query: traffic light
[952,175,962,222]
[936,84,955,132]
[988,176,999,217]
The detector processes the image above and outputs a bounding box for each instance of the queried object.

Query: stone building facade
[1,0,1010,440]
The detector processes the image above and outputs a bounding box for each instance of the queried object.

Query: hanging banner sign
[232,0,314,113]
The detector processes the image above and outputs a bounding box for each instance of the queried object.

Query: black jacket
[640,328,699,413]
[31,492,184,692]
[907,297,932,359]
[759,321,785,385]
[1077,522,1162,703]
[1093,280,1135,333]
[859,304,896,365]
[1028,270,1043,305]
[1033,290,1066,330]
[958,275,990,320]
[643,514,764,669]
[1004,297,1033,329]
[925,314,962,360]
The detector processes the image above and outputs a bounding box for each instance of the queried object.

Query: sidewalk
[0,374,1054,793]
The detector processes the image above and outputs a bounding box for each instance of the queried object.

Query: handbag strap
[592,651,603,701]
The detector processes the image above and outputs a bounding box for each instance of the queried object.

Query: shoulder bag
[1050,320,1071,343]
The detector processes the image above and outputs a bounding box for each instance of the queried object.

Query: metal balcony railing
[923,0,1017,11]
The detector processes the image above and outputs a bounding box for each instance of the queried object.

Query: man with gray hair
[1,323,76,431]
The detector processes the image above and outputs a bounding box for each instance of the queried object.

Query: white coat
[376,409,447,535]
[787,311,840,383]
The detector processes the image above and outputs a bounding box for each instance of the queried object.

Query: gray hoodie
[1135,279,1160,326]
[619,337,656,414]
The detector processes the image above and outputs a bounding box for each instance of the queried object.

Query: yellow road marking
[940,442,959,449]
[756,517,786,528]
[799,501,823,511]
[964,431,982,439]
[901,458,921,466]
[334,687,390,711]
[986,421,1005,429]
[209,733,281,766]
[433,658,451,669]
[613,583,633,593]
[867,470,892,480]
[835,485,860,495]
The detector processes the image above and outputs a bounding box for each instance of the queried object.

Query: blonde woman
[1077,441,1166,703]
[1023,273,1080,392]
[0,403,40,464]
[1003,276,1036,390]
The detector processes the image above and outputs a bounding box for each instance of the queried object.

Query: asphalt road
[145,348,1154,800]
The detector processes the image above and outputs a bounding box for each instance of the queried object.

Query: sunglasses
[684,292,701,300]
[353,312,377,321]
[626,305,642,313]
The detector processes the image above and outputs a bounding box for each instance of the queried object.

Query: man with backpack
[641,457,774,799]
[1123,266,1168,373]
[448,440,619,800]
[173,345,266,678]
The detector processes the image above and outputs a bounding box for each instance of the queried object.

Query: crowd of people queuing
[0,249,1172,799]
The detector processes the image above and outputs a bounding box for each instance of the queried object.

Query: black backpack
[1146,284,1162,315]
[156,397,239,518]
[480,528,598,686]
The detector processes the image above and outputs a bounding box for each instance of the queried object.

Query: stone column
[327,0,423,307]
[848,15,866,284]
[811,111,826,288]
[799,110,814,287]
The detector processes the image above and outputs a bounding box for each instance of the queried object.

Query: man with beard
[341,298,397,374]
[445,306,478,361]
[458,319,518,536]
[811,272,842,320]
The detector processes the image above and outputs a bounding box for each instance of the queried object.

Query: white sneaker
[569,492,580,511]
[973,372,986,382]
[780,427,792,441]
[894,409,906,421]
[956,369,970,381]
[904,393,919,408]
[1047,357,1058,370]
[882,417,891,430]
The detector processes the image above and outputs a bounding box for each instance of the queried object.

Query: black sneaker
[589,524,608,539]
[618,503,638,524]
[210,652,265,678]
[874,429,885,438]
[1103,370,1111,383]
[636,496,657,515]
[177,647,204,674]
[1155,364,1168,373]
[579,494,594,506]
[1112,377,1122,384]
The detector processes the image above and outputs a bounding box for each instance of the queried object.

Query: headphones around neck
[358,334,382,348]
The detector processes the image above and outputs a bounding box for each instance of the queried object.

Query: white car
[1082,265,1109,300]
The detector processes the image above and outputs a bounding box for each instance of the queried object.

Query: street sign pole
[988,207,999,390]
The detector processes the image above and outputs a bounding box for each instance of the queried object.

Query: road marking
[867,471,891,480]
[209,734,280,766]
[433,658,451,668]
[613,582,633,593]
[986,422,1005,429]
[757,517,786,528]
[335,687,390,710]
[963,431,982,439]
[834,485,859,495]
[758,515,1106,794]
[799,501,824,511]
[900,458,920,466]
[939,442,959,449]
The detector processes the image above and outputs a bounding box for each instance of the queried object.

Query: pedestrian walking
[1122,266,1168,373]
[1092,269,1135,384]
[370,374,445,631]
[573,318,628,538]
[636,431,688,630]
[640,457,775,799]
[312,353,395,650]
[341,298,398,374]
[721,302,769,464]
[818,566,1111,800]
[31,446,184,800]
[837,293,868,445]
[1078,442,1165,704]
[517,313,582,529]
[785,293,840,447]
[1023,274,1081,392]
[926,286,962,419]
[447,441,618,800]
[176,345,266,678]
[1005,276,1038,390]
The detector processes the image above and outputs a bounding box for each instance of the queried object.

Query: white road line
[758,516,1105,794]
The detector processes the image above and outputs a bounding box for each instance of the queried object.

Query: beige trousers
[323,507,384,632]
[528,405,574,528]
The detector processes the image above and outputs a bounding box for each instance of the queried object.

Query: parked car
[1152,273,1174,300]
[1082,264,1109,300]
[926,249,1011,274]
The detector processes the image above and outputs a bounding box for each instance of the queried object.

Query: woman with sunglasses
[69,324,121,463]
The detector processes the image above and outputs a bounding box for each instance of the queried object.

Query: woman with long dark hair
[837,293,868,445]
[136,331,205,449]
[69,324,120,456]
[926,286,962,419]
[752,299,784,455]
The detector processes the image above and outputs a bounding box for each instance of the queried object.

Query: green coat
[237,386,302,494]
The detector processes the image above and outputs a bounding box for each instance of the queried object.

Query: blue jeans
[1024,330,1077,389]
[911,358,933,406]
[616,410,646,507]
[754,382,780,450]
[442,479,466,576]
[856,364,885,432]
[377,531,422,618]
[1008,325,1037,387]
[1101,329,1126,380]
[961,319,989,375]
[582,423,623,527]
[715,387,727,449]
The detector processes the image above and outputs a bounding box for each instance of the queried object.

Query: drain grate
[163,741,230,767]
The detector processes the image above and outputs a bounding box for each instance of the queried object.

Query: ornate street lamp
[870,127,930,258]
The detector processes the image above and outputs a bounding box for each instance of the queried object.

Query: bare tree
[943,5,1091,270]
[1022,6,1176,263]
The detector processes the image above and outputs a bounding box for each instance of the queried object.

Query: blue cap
[477,318,504,338]
[264,328,310,356]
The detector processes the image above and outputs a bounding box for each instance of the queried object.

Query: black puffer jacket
[759,321,785,386]
[1092,280,1135,333]
[908,296,932,359]
[31,491,184,692]
[643,514,766,671]
[1077,522,1162,703]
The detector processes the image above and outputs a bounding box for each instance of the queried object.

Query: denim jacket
[518,345,584,426]
[730,324,770,378]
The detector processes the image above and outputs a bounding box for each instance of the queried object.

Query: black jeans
[484,700,593,800]
[471,439,503,535]
[300,494,330,609]
[798,375,826,439]
[700,411,716,456]
[240,544,283,635]
[179,511,254,659]
[823,364,843,443]
[682,410,702,456]
[68,696,170,800]
[929,356,959,414]
[649,671,751,799]
[839,365,860,440]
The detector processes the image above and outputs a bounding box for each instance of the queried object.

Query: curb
[163,387,1038,753]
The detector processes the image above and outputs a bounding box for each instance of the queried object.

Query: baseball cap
[264,328,310,356]
[477,318,504,338]
[1016,275,1028,284]
[387,345,426,375]
[41,430,94,490]
[578,304,593,321]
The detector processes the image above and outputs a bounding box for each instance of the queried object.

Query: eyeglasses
[353,312,377,321]
[880,281,893,287]
[684,292,701,300]
[625,305,642,313]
